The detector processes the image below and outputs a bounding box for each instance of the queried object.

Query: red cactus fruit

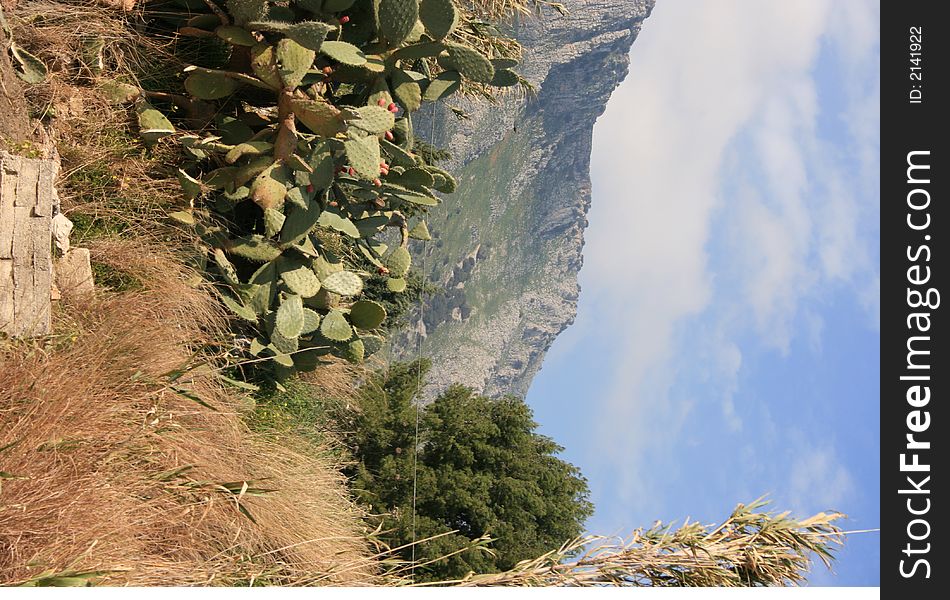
[339,15,350,24]
[377,266,390,275]
[377,98,387,107]
[348,167,356,176]
[387,102,397,113]
[306,184,315,193]
[373,178,382,187]
[384,130,394,141]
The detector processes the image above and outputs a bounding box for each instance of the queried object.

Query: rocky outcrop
[397,0,655,399]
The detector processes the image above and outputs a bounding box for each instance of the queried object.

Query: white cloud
[576,0,878,519]
[786,443,856,514]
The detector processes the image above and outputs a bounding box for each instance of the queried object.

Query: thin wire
[410,102,439,581]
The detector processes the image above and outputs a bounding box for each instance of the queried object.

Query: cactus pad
[317,209,361,238]
[286,21,332,50]
[390,68,423,112]
[419,0,458,40]
[276,294,305,338]
[320,309,353,341]
[290,98,345,137]
[276,39,315,89]
[264,207,287,237]
[321,271,364,296]
[351,105,396,135]
[442,43,494,83]
[378,0,419,46]
[250,43,284,90]
[216,25,257,46]
[228,236,283,262]
[344,134,382,179]
[409,220,431,240]
[319,41,367,66]
[280,197,322,244]
[281,262,322,297]
[422,70,461,101]
[301,308,322,334]
[386,277,407,293]
[385,246,412,277]
[342,338,365,363]
[349,300,387,329]
[250,174,287,209]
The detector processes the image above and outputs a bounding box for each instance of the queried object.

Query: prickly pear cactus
[127,0,522,378]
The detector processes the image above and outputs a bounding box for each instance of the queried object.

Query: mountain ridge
[396,0,656,399]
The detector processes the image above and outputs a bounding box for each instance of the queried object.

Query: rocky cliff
[395,0,655,399]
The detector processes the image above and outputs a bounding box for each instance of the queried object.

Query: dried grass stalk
[445,499,846,587]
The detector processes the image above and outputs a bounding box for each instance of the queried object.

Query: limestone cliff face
[397,0,655,399]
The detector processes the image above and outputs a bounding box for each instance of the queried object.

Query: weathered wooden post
[0,151,56,337]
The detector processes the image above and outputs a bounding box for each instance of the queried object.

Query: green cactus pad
[185,71,241,100]
[490,68,519,87]
[408,220,431,240]
[99,79,140,104]
[491,57,519,69]
[264,207,287,237]
[426,165,457,192]
[443,43,494,83]
[396,167,434,189]
[229,235,283,262]
[386,277,407,292]
[365,77,393,110]
[396,190,439,206]
[390,68,423,112]
[392,41,445,60]
[354,215,390,237]
[280,197,322,244]
[271,329,300,354]
[276,294,306,338]
[250,43,284,90]
[308,147,336,190]
[136,102,175,144]
[321,271,364,296]
[320,309,353,341]
[385,246,412,276]
[286,21,332,50]
[344,134,382,179]
[290,98,345,137]
[301,308,322,334]
[351,105,396,134]
[342,338,365,363]
[319,41,367,66]
[362,335,384,357]
[225,141,274,164]
[317,209,361,238]
[281,262,322,297]
[221,292,259,322]
[379,138,416,167]
[249,337,267,356]
[349,300,387,329]
[177,169,203,200]
[250,174,287,209]
[216,25,257,46]
[378,0,419,46]
[422,70,461,101]
[419,0,458,40]
[213,248,241,286]
[227,0,269,25]
[276,39,315,89]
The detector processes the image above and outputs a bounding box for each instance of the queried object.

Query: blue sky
[525,0,880,586]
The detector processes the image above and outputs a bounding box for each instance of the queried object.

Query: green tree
[346,362,593,582]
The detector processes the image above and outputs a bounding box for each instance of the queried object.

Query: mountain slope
[397,0,656,399]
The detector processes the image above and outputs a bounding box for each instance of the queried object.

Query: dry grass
[0,240,377,586]
[443,499,846,587]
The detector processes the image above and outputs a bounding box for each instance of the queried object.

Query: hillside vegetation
[0,0,849,587]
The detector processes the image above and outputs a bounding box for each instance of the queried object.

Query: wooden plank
[0,154,19,259]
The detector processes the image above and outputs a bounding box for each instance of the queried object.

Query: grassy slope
[421,115,545,357]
